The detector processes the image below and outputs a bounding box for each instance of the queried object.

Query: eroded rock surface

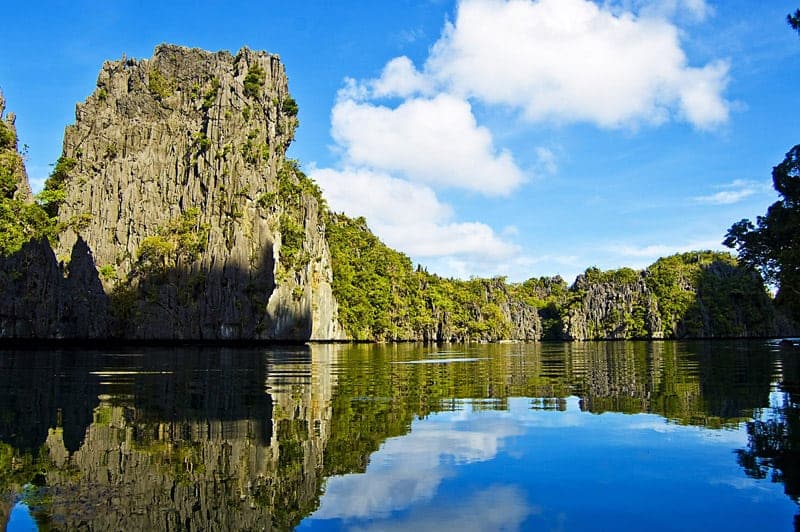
[52,44,343,340]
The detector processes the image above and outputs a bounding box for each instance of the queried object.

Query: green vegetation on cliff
[0,112,54,256]
[326,213,533,341]
[0,43,792,342]
[0,196,52,256]
[725,145,800,323]
[326,214,424,340]
[646,251,774,337]
[325,212,782,341]
[135,208,210,275]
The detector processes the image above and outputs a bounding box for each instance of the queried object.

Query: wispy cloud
[613,238,725,258]
[693,179,772,205]
[394,27,426,47]
[594,237,729,272]
[617,0,713,23]
[535,146,558,175]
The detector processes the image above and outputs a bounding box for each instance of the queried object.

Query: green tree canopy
[788,9,800,34]
[724,145,800,319]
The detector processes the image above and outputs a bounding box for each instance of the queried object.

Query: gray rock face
[556,259,791,340]
[562,273,662,340]
[53,44,344,340]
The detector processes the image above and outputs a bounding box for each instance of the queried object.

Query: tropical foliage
[0,119,54,255]
[134,208,210,275]
[725,145,800,322]
[326,213,526,341]
[325,211,779,341]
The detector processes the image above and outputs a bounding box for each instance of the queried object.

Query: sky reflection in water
[300,394,792,531]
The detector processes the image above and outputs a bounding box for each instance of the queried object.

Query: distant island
[0,45,796,342]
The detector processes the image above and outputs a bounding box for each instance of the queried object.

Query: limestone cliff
[535,252,793,340]
[560,268,662,340]
[0,49,792,343]
[51,44,344,340]
[0,93,109,339]
[431,277,542,342]
[0,90,52,261]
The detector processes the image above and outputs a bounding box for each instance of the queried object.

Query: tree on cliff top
[724,146,800,319]
[788,9,800,34]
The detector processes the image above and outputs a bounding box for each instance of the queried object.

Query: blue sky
[1,0,798,283]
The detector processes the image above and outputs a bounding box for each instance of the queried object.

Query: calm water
[0,341,798,531]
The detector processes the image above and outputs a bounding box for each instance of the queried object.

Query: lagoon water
[0,341,798,531]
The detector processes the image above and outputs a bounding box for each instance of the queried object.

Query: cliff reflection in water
[0,347,333,530]
[0,341,796,530]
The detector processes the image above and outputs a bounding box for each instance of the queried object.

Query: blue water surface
[299,397,795,531]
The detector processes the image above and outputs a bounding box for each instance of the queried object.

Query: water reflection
[0,346,330,530]
[736,352,800,530]
[0,341,796,530]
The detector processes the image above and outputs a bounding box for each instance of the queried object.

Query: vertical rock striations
[0,50,792,343]
[51,44,343,340]
[560,268,662,340]
[541,252,791,340]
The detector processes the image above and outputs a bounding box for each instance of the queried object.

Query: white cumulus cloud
[331,93,525,195]
[311,166,453,225]
[310,0,731,279]
[370,56,435,99]
[425,0,730,129]
[310,166,519,260]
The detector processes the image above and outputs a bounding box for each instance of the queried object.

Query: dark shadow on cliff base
[0,235,314,342]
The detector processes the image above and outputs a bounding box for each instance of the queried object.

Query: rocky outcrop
[0,49,792,343]
[52,44,344,340]
[552,254,793,340]
[433,278,542,343]
[561,270,662,340]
